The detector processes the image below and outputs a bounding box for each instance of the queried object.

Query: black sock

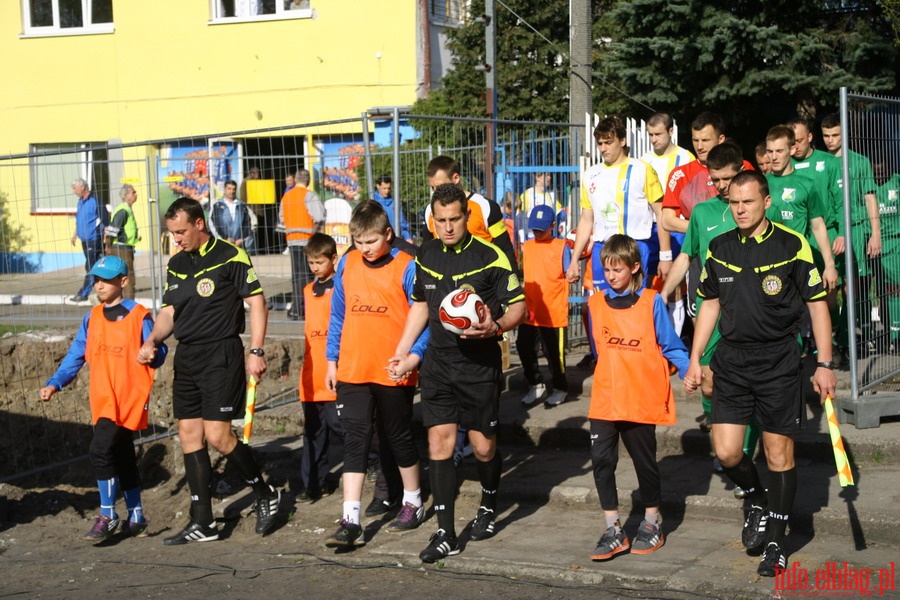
[184,450,214,525]
[476,452,502,512]
[429,458,457,537]
[225,441,271,497]
[722,453,767,506]
[766,468,796,546]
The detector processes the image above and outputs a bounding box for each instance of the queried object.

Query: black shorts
[420,345,502,435]
[173,336,246,421]
[335,382,417,472]
[710,338,804,434]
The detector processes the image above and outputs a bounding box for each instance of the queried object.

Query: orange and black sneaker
[631,520,665,555]
[589,525,630,561]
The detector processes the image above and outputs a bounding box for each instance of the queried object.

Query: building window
[430,0,463,25]
[30,144,108,214]
[211,0,312,23]
[22,0,113,36]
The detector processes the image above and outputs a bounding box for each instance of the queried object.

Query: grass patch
[0,324,50,336]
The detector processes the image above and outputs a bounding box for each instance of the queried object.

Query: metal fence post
[840,87,860,402]
[392,107,402,231]
[362,111,374,201]
[143,156,160,316]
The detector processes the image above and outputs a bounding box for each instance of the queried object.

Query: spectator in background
[208,180,255,254]
[105,184,141,299]
[518,173,560,243]
[373,175,413,243]
[284,170,296,196]
[71,178,109,303]
[279,168,326,320]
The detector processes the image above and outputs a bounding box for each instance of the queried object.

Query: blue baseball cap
[89,255,128,279]
[528,204,556,231]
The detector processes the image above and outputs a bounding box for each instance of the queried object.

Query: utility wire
[495,0,657,113]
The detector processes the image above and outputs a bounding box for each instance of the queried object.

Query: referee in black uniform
[684,171,836,577]
[389,183,526,563]
[139,197,279,545]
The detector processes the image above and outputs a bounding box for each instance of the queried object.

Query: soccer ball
[439,288,487,335]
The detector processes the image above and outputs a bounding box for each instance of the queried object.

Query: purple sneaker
[84,514,119,541]
[123,519,149,538]
[386,502,425,532]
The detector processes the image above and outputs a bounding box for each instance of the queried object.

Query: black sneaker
[255,486,280,534]
[469,507,496,541]
[163,521,219,545]
[742,505,768,552]
[365,497,399,517]
[757,542,787,577]
[296,488,313,503]
[325,520,365,547]
[419,529,460,563]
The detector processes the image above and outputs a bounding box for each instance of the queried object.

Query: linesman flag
[242,376,258,444]
[824,395,855,487]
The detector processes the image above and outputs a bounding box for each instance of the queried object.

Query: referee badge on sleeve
[762,274,782,296]
[808,267,822,288]
[507,273,520,291]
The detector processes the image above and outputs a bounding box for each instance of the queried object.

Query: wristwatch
[816,361,834,370]
[249,348,265,357]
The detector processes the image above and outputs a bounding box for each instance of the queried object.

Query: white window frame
[20,0,114,37]
[209,0,313,24]
[30,143,104,214]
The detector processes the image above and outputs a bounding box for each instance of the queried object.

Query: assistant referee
[684,171,836,577]
[139,197,280,545]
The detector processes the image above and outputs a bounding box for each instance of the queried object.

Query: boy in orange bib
[40,256,167,541]
[586,235,688,561]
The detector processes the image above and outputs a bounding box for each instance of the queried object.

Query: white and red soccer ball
[439,288,487,335]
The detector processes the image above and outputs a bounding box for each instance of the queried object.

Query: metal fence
[0,112,602,481]
[5,94,897,483]
[839,88,900,428]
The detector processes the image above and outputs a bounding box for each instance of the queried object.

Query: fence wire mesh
[843,91,900,399]
[0,112,598,481]
[15,100,891,478]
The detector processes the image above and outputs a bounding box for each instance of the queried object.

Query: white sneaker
[521,383,547,405]
[544,390,567,406]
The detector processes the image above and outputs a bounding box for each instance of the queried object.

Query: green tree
[597,0,898,143]
[0,190,29,254]
[412,0,572,124]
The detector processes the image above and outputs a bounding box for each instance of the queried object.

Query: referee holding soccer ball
[390,183,526,564]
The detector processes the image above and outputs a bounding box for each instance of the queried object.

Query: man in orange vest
[279,168,326,320]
